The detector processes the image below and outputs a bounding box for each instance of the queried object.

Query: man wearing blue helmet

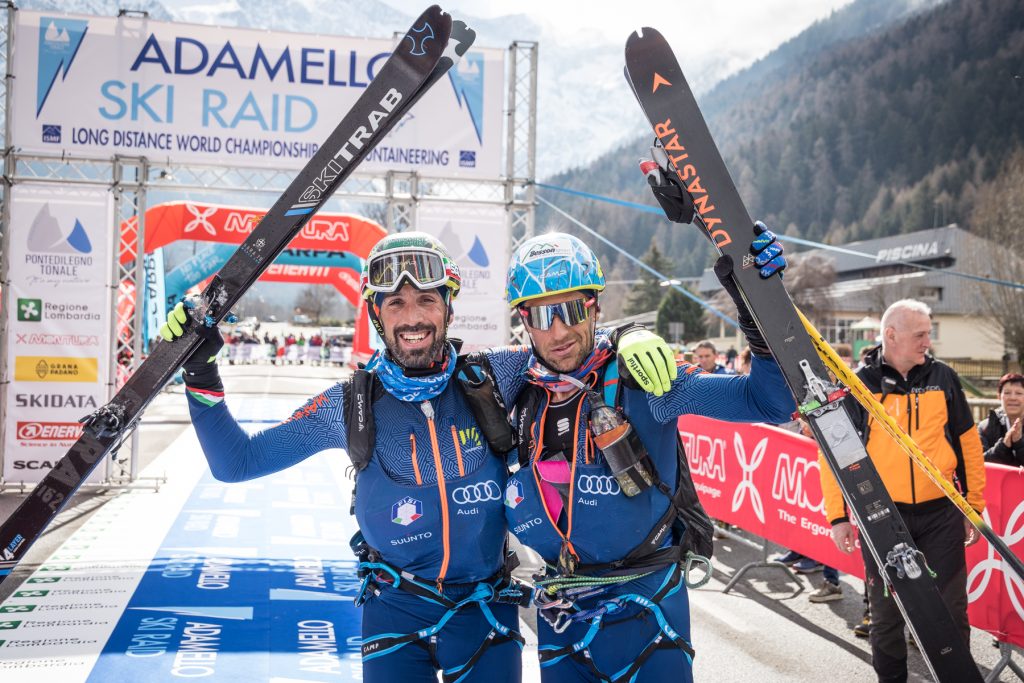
[160,230,682,683]
[504,231,796,682]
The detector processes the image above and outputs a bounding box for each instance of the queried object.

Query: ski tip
[450,19,477,57]
[627,26,662,43]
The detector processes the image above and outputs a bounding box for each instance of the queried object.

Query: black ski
[0,5,473,584]
[624,28,981,683]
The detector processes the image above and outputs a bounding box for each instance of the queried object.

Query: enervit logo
[16,421,83,441]
[17,298,42,322]
[15,356,98,383]
[731,433,767,524]
[505,480,524,509]
[966,505,1024,622]
[451,481,501,505]
[391,496,423,526]
[576,475,621,496]
[36,17,89,117]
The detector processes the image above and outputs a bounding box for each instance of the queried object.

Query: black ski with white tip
[624,27,980,683]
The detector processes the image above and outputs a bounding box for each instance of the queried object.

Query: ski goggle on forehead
[365,248,448,294]
[518,296,595,331]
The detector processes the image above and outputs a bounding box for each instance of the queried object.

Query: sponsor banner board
[683,415,1024,648]
[417,202,509,351]
[12,11,504,177]
[4,183,113,484]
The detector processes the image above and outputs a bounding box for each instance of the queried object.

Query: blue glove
[750,221,787,279]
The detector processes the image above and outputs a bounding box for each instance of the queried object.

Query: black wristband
[184,362,223,392]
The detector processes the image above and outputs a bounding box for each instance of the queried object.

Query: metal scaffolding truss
[0,11,538,485]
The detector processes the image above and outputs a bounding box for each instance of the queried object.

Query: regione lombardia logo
[391,497,423,526]
[36,17,89,117]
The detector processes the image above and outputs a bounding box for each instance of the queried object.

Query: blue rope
[535,181,1024,292]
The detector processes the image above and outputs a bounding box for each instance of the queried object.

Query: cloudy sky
[381,0,855,71]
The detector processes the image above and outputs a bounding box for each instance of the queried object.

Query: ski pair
[0,5,474,585]
[624,28,982,683]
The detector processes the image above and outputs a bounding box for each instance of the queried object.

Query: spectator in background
[822,299,984,681]
[726,345,738,369]
[693,340,734,375]
[735,346,752,376]
[978,372,1024,467]
[833,343,854,369]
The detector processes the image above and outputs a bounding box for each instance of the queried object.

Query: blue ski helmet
[506,233,605,308]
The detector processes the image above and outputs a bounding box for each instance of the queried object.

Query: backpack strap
[455,352,517,455]
[344,369,384,473]
[514,384,545,471]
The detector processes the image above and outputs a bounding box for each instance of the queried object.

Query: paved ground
[1,362,1019,681]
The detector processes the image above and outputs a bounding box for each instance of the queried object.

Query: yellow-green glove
[160,301,226,385]
[616,327,677,396]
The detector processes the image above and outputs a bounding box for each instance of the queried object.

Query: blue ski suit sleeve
[649,354,795,425]
[482,344,531,407]
[186,384,347,483]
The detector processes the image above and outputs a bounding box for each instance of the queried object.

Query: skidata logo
[391,496,423,526]
[505,480,524,509]
[17,298,42,322]
[37,17,89,117]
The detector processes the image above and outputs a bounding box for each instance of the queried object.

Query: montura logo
[966,504,1024,622]
[404,21,435,57]
[731,432,766,523]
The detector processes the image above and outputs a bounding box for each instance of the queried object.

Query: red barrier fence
[679,415,1024,648]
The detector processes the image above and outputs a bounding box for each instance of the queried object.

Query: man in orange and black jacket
[820,299,984,683]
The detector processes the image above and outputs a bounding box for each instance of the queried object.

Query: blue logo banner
[89,449,363,681]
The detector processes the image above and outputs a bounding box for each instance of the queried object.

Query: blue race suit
[187,346,529,683]
[506,355,795,683]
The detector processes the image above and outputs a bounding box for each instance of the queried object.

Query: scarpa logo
[391,496,423,526]
[448,52,485,144]
[36,17,89,117]
[505,480,524,509]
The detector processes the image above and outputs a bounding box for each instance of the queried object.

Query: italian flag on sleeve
[187,386,225,407]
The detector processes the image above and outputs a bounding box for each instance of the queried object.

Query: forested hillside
[540,0,1024,317]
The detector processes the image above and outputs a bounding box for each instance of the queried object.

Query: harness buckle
[551,611,575,634]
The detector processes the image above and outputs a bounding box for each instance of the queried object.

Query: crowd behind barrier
[679,415,1024,649]
[220,333,352,367]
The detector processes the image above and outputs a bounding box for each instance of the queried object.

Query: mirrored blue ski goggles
[518,297,595,331]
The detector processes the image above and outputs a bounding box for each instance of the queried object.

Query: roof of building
[697,224,1003,316]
